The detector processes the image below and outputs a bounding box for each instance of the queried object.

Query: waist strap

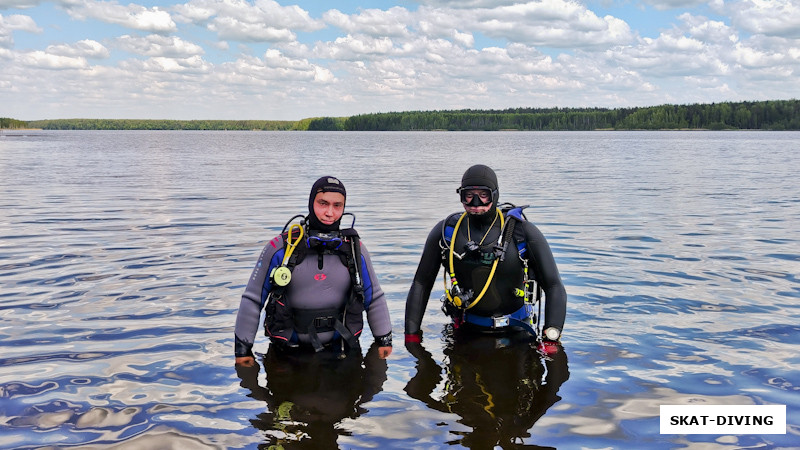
[463,304,536,336]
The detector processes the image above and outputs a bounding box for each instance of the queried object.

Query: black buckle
[313,316,336,329]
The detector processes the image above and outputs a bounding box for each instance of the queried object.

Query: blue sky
[1,0,798,120]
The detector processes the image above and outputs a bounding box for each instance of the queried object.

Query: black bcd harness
[439,203,544,336]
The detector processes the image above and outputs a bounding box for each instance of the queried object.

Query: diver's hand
[378,346,393,359]
[404,333,422,344]
[539,340,560,356]
[235,356,256,367]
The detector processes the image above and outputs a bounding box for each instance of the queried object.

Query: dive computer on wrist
[544,327,560,341]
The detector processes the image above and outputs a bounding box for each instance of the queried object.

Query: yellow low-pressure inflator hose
[271,223,304,287]
[445,208,504,310]
[282,223,304,265]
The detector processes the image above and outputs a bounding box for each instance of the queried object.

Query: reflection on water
[1,130,799,448]
[405,327,568,449]
[237,343,387,449]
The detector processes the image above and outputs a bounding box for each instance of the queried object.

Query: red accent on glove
[539,340,560,355]
[404,333,422,344]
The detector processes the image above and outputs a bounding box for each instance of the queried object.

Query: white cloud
[325,1,634,49]
[218,48,333,84]
[174,0,323,42]
[0,0,43,9]
[732,41,785,68]
[726,0,800,38]
[0,13,40,48]
[452,30,474,47]
[725,34,800,83]
[314,34,397,60]
[115,34,204,58]
[46,39,109,58]
[0,13,39,30]
[323,7,411,37]
[208,16,296,42]
[415,10,476,45]
[640,0,709,10]
[171,1,216,22]
[60,0,176,33]
[604,31,730,79]
[653,33,704,52]
[137,55,212,74]
[19,49,88,69]
[413,0,521,7]
[465,0,635,48]
[677,13,737,43]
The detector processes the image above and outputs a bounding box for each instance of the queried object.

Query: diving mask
[457,186,494,207]
[307,231,344,251]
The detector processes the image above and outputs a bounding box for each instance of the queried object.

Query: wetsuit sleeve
[521,222,567,332]
[404,221,445,336]
[234,235,282,357]
[360,243,393,342]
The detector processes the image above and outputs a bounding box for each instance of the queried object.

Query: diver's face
[313,192,345,225]
[462,189,492,215]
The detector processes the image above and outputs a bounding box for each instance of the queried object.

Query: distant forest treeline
[21,118,300,131]
[343,100,800,131]
[0,117,28,129]
[3,100,798,131]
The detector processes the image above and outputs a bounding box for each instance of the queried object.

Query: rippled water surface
[1,130,798,449]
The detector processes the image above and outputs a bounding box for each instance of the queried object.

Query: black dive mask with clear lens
[307,232,343,251]
[458,186,494,207]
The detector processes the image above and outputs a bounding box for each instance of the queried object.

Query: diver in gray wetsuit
[235,176,392,366]
[404,165,567,354]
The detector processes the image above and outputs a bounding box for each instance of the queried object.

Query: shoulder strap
[500,203,531,258]
[340,228,365,302]
[441,211,464,247]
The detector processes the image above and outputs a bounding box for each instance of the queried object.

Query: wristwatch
[544,327,560,341]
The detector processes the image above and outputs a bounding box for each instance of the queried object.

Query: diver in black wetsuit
[404,164,567,353]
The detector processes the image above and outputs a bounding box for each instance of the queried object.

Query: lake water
[1,130,798,449]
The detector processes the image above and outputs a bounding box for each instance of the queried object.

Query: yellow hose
[281,223,304,266]
[446,209,504,310]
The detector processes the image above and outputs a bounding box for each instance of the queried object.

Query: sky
[1,0,798,121]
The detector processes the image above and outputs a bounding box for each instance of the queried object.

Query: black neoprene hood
[307,176,347,232]
[459,164,499,205]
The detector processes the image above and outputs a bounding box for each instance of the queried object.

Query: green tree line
[344,100,800,131]
[4,100,798,131]
[0,117,28,129]
[8,117,348,131]
[22,118,299,131]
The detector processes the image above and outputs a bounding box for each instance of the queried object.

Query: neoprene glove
[539,339,560,355]
[404,333,422,344]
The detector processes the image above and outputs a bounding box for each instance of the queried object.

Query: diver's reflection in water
[235,343,388,449]
[405,326,569,449]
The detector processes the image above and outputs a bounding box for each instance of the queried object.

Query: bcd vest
[264,226,366,352]
[440,204,537,317]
